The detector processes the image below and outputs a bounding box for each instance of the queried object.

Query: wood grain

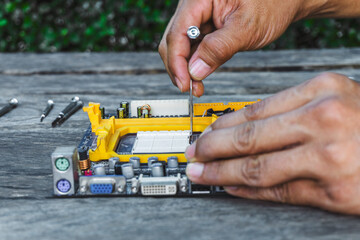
[1,50,360,240]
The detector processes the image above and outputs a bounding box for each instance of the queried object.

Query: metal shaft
[0,98,18,117]
[187,26,200,143]
[40,100,54,122]
[189,79,193,142]
[57,101,84,126]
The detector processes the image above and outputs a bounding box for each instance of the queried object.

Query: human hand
[185,73,360,215]
[158,0,326,97]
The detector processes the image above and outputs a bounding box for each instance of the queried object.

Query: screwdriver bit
[0,98,18,118]
[40,100,54,122]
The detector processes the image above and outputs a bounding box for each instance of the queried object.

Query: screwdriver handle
[60,98,78,116]
[58,101,84,126]
[0,104,14,117]
[43,100,54,116]
[0,98,18,117]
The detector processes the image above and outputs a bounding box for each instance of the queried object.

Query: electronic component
[121,163,135,179]
[130,99,189,117]
[51,99,259,197]
[120,101,129,117]
[0,98,18,117]
[129,157,140,169]
[78,146,90,170]
[51,147,78,196]
[117,107,125,119]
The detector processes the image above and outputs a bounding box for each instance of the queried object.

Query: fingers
[192,80,204,97]
[188,24,242,81]
[164,0,213,92]
[211,73,351,130]
[186,145,320,186]
[186,109,310,162]
[224,180,327,207]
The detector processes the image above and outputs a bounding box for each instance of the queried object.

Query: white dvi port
[139,175,182,196]
[141,184,177,196]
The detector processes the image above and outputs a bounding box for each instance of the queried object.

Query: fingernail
[224,186,239,191]
[186,162,204,179]
[175,77,183,91]
[185,141,196,161]
[200,125,212,138]
[189,58,211,80]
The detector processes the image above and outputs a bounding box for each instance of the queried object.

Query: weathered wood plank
[1,52,360,240]
[1,197,359,240]
[0,48,359,75]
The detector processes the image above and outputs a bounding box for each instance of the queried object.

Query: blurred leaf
[0,19,8,27]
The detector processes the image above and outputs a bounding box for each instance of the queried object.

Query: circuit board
[51,99,258,197]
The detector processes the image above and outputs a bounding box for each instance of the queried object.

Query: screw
[187,26,200,39]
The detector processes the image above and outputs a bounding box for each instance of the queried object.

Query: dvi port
[139,176,179,196]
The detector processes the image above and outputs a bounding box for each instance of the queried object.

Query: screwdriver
[187,26,200,143]
[0,98,18,117]
[40,100,54,122]
[52,96,80,127]
[56,100,84,126]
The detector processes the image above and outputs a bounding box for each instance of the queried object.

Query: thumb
[188,26,239,81]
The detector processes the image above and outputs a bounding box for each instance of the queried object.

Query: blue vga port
[90,183,114,194]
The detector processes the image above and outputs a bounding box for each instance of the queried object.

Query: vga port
[79,176,126,195]
[90,183,114,194]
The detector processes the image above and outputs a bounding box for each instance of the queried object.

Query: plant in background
[0,0,358,52]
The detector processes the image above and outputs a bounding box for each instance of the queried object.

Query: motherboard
[51,99,258,197]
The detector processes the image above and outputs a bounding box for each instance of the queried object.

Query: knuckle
[233,122,256,153]
[165,28,176,45]
[325,184,353,205]
[158,40,166,57]
[308,72,349,92]
[243,101,265,121]
[240,156,266,186]
[309,97,345,125]
[271,184,291,203]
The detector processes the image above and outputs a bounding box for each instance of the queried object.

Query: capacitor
[94,164,106,175]
[142,109,149,118]
[108,157,120,173]
[151,162,164,177]
[120,101,129,117]
[129,157,140,169]
[147,156,158,167]
[137,106,142,118]
[117,107,125,119]
[78,146,90,170]
[100,107,105,119]
[167,156,179,169]
[121,163,134,179]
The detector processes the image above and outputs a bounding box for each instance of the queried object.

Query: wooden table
[1,49,360,239]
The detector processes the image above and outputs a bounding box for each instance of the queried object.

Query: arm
[159,0,360,96]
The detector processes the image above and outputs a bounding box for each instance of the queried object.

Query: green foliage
[0,0,358,52]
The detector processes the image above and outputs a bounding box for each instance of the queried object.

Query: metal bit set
[0,97,83,126]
